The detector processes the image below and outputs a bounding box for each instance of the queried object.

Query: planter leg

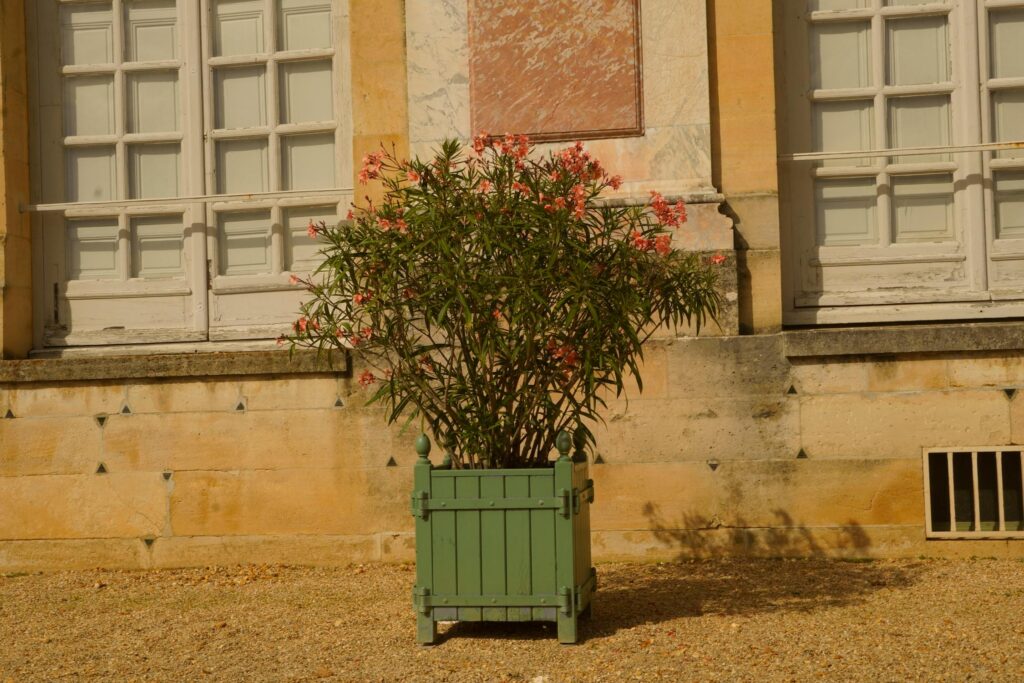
[417,614,437,645]
[557,613,578,645]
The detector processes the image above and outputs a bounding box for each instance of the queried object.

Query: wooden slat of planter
[480,475,508,622]
[456,475,483,622]
[529,473,556,621]
[431,476,458,598]
[505,475,532,622]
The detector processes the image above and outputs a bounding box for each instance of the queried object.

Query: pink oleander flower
[608,175,623,190]
[650,191,687,228]
[407,169,421,183]
[512,181,529,194]
[631,230,654,252]
[289,274,300,285]
[710,253,727,265]
[379,218,392,230]
[478,179,492,194]
[655,234,672,256]
[353,291,373,306]
[473,132,490,154]
[395,218,408,233]
[358,151,385,184]
[307,220,319,239]
[293,316,309,333]
[358,370,376,388]
[346,209,355,221]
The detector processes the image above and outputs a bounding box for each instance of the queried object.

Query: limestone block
[127,379,242,414]
[148,534,382,569]
[0,539,148,572]
[800,390,1010,459]
[589,462,718,531]
[947,353,1024,389]
[790,359,871,395]
[591,395,799,463]
[595,341,671,403]
[729,193,780,251]
[169,468,414,537]
[0,473,166,540]
[102,408,395,471]
[665,334,789,399]
[737,248,782,334]
[8,381,125,418]
[0,416,102,475]
[380,532,416,562]
[237,375,342,412]
[866,358,949,393]
[710,458,924,528]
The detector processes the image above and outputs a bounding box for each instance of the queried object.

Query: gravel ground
[2,558,1024,682]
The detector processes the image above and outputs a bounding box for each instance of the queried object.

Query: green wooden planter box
[411,436,596,644]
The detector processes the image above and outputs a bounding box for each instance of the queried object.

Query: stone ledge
[784,321,1024,359]
[0,349,350,383]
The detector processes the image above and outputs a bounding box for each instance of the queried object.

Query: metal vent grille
[924,449,1024,539]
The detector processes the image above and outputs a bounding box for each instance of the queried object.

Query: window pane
[64,76,115,136]
[66,147,116,202]
[995,171,1024,240]
[213,0,265,57]
[129,144,180,199]
[1003,452,1024,532]
[219,211,271,275]
[280,60,333,124]
[281,134,335,190]
[285,206,333,271]
[993,89,1024,160]
[61,4,114,66]
[214,66,267,129]
[991,9,1024,80]
[67,219,119,280]
[811,22,871,89]
[927,452,951,533]
[891,174,954,243]
[815,178,877,246]
[813,100,874,167]
[128,72,180,133]
[216,139,269,194]
[131,216,184,279]
[888,95,950,163]
[124,0,177,62]
[279,0,332,51]
[978,452,999,532]
[812,0,867,9]
[887,16,949,86]
[952,452,975,532]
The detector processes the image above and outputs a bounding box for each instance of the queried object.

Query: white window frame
[26,0,353,350]
[780,0,1024,325]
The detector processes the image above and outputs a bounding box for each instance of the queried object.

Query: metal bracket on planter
[415,496,569,513]
[572,479,595,514]
[411,490,430,519]
[559,586,573,616]
[413,586,432,614]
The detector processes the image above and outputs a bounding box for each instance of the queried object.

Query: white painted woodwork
[28,0,351,347]
[780,0,1024,323]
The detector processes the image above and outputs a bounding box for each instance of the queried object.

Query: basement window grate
[924,449,1024,539]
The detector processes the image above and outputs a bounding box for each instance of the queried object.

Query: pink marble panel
[469,0,643,142]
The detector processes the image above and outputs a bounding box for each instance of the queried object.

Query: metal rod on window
[997,451,1006,533]
[947,452,956,534]
[21,187,356,214]
[972,452,981,533]
[779,139,1024,162]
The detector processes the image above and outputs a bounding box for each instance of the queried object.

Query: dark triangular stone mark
[334,397,345,408]
[593,454,605,465]
[707,460,720,472]
[1005,388,1018,400]
[235,400,247,412]
[96,463,108,474]
[797,449,809,459]
[787,385,798,395]
[386,457,397,467]
[4,409,14,419]
[95,414,108,428]
[120,403,132,415]
[162,471,172,481]
[143,537,155,547]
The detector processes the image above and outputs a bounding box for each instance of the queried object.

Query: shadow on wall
[642,503,872,560]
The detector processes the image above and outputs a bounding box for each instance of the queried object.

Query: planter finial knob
[556,431,571,461]
[415,434,431,460]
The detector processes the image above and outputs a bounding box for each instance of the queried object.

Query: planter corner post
[412,434,437,645]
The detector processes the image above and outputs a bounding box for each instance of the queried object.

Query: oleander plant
[288,133,723,469]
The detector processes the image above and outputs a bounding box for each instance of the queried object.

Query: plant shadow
[436,505,925,644]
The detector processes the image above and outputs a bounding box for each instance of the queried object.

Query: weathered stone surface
[785,321,1024,359]
[128,379,243,414]
[792,357,950,395]
[0,539,148,572]
[0,417,103,475]
[0,474,166,539]
[169,469,414,538]
[148,534,382,569]
[592,395,799,462]
[7,382,125,417]
[237,376,342,412]
[947,352,1024,389]
[800,390,1010,459]
[665,334,789,398]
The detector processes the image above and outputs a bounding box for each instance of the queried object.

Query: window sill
[784,320,1024,359]
[1,343,349,383]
